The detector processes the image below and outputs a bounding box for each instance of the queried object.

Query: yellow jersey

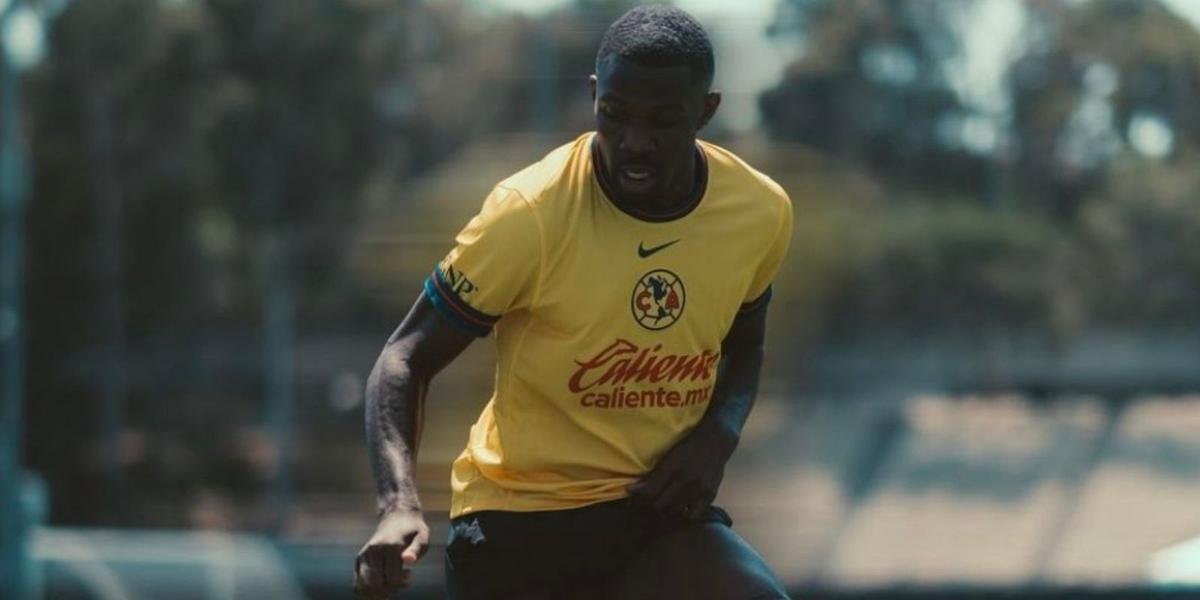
[424,132,792,518]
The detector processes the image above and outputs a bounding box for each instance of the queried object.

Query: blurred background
[3,0,1200,598]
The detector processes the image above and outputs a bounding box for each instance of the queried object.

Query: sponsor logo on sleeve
[442,263,478,296]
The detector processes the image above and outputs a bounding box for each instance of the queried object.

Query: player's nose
[618,127,656,155]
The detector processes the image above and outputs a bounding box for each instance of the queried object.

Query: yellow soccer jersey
[423,132,792,518]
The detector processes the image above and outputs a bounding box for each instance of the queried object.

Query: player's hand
[353,508,430,598]
[627,420,739,520]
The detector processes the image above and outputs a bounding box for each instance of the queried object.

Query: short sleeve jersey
[425,132,792,518]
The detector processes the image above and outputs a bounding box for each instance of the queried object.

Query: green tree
[760,0,988,194]
[1007,0,1200,219]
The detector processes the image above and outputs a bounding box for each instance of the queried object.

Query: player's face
[591,57,719,206]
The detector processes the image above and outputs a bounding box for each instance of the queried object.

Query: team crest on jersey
[631,269,686,330]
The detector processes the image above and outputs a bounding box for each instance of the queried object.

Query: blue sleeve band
[424,274,494,337]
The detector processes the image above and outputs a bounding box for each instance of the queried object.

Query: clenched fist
[353,509,430,598]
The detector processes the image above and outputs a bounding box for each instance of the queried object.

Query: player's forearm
[699,344,764,455]
[365,350,428,515]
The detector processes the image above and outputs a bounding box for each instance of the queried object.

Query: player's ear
[698,91,721,130]
[589,74,598,102]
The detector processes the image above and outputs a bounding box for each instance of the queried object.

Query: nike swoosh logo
[638,239,680,258]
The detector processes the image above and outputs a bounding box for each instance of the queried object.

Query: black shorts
[444,499,787,600]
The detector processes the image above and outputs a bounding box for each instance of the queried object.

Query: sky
[1164,0,1200,27]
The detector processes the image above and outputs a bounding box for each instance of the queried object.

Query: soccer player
[354,5,793,599]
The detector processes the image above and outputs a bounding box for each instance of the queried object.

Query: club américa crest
[631,269,686,330]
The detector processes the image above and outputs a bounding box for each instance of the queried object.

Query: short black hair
[596,5,715,88]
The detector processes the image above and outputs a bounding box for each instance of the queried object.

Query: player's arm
[628,297,770,518]
[707,294,769,445]
[354,292,474,598]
